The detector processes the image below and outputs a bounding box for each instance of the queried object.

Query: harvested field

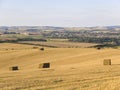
[19,41,97,48]
[0,43,120,90]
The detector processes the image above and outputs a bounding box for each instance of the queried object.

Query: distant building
[20,32,29,35]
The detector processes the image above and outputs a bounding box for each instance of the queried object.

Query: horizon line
[0,25,120,28]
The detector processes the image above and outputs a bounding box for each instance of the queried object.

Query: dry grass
[0,43,120,90]
[19,41,97,48]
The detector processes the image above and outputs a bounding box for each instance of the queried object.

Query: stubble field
[0,43,120,90]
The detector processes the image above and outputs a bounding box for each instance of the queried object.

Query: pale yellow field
[1,43,120,90]
[19,41,97,48]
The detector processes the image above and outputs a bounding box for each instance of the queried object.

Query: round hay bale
[9,66,19,71]
[97,47,101,50]
[40,48,44,51]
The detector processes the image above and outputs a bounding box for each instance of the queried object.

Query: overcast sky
[0,0,120,27]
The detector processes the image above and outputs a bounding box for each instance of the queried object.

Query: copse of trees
[69,37,120,45]
[0,38,47,43]
[17,38,47,42]
[0,40,15,43]
[3,32,20,34]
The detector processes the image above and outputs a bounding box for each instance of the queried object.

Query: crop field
[0,43,120,90]
[19,41,97,48]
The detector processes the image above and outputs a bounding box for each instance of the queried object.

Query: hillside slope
[1,43,120,90]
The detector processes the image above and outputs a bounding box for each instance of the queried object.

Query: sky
[0,0,120,27]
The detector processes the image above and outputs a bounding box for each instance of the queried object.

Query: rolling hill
[0,43,120,89]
